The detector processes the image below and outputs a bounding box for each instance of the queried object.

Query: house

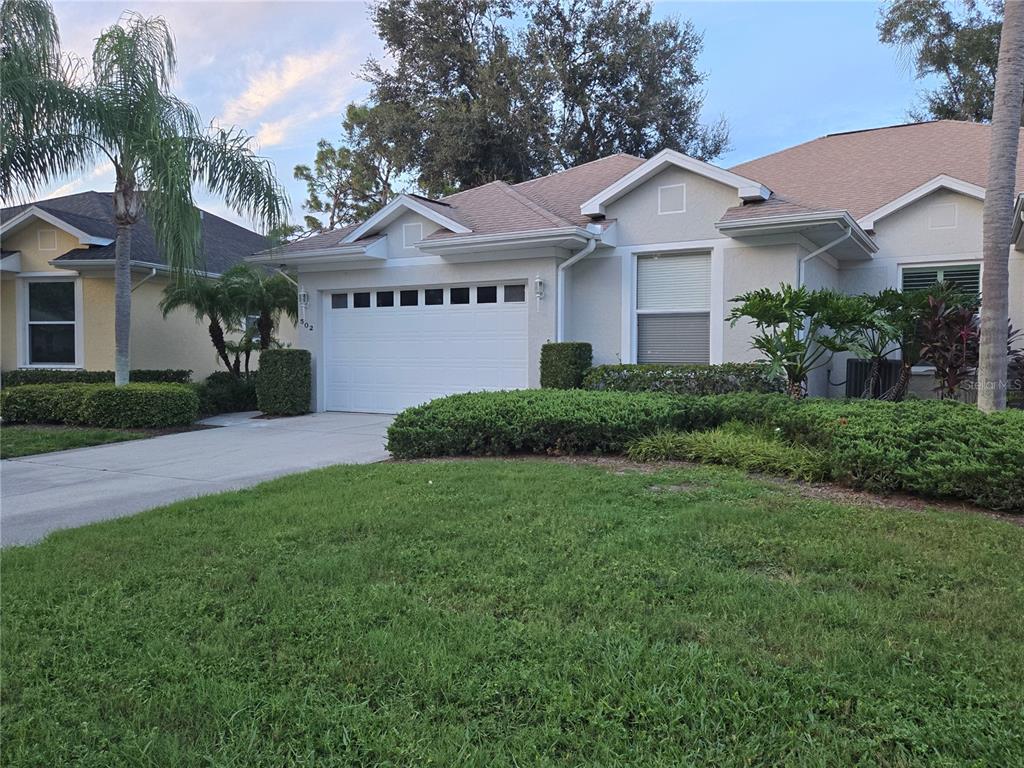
[254,120,1024,413]
[1,191,282,379]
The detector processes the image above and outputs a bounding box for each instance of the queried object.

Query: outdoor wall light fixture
[298,287,310,322]
[534,276,545,300]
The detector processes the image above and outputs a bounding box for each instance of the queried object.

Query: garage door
[324,283,529,413]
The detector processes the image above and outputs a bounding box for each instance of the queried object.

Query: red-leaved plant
[918,295,980,399]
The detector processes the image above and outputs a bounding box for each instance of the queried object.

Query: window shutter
[901,267,940,291]
[902,264,980,295]
[637,253,711,311]
[637,314,710,364]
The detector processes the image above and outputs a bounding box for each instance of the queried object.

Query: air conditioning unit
[846,358,902,398]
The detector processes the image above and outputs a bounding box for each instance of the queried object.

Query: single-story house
[1,191,289,379]
[254,120,1024,413]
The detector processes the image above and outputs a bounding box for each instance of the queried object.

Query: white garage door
[324,283,529,413]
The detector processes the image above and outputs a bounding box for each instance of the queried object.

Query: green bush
[1,369,191,387]
[0,384,100,424]
[78,384,199,429]
[387,389,1024,511]
[540,343,592,389]
[387,389,724,458]
[256,349,310,416]
[195,372,258,415]
[628,423,829,482]
[1,383,198,428]
[583,363,785,395]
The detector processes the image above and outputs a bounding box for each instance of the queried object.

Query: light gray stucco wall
[721,242,800,367]
[564,251,623,365]
[801,247,840,397]
[603,167,741,245]
[296,251,561,410]
[379,212,442,259]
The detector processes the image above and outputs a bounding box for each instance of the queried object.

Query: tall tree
[293,104,404,232]
[0,2,286,385]
[878,0,1006,123]
[360,0,725,196]
[978,0,1024,411]
[525,0,727,165]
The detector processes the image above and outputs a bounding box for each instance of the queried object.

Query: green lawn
[3,460,1022,766]
[0,424,147,458]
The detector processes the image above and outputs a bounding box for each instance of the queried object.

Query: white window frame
[633,249,713,364]
[37,228,57,251]
[402,222,423,249]
[657,183,686,215]
[16,274,84,369]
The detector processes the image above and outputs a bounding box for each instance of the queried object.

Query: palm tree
[0,1,287,385]
[159,277,241,375]
[222,264,297,351]
[979,0,1024,411]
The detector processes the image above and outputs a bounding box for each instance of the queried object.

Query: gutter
[556,234,599,341]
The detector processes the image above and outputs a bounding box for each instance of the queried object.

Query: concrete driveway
[0,411,392,547]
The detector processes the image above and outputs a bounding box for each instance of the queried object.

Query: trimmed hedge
[583,363,785,395]
[386,390,1024,511]
[257,349,311,416]
[195,372,258,415]
[540,343,592,389]
[1,383,198,428]
[387,389,720,458]
[1,369,191,387]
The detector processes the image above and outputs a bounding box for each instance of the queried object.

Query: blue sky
[37,1,929,227]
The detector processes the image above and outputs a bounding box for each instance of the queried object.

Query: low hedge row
[540,343,593,389]
[386,390,1024,511]
[0,383,199,429]
[1,369,192,387]
[583,363,785,395]
[194,372,258,415]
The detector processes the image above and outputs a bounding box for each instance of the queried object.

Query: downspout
[275,267,297,287]
[797,224,851,289]
[130,267,157,293]
[556,236,599,341]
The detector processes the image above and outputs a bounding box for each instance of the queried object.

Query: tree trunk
[207,318,234,373]
[880,362,912,402]
[257,311,274,350]
[861,358,881,398]
[113,223,132,386]
[979,1,1024,411]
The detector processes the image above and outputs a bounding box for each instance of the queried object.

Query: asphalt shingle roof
[0,190,267,274]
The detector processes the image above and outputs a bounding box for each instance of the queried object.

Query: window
[331,293,348,309]
[450,287,470,304]
[901,263,980,295]
[353,292,370,308]
[636,252,710,364]
[476,285,497,304]
[376,291,394,307]
[504,284,526,302]
[37,228,57,251]
[400,289,418,306]
[27,280,76,365]
[425,288,444,305]
[658,184,686,214]
[403,222,423,248]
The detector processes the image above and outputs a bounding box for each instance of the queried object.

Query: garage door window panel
[503,284,526,303]
[425,288,444,305]
[376,291,394,307]
[451,287,470,304]
[353,292,370,308]
[636,253,711,364]
[400,290,418,306]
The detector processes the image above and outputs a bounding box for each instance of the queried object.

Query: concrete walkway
[0,411,393,547]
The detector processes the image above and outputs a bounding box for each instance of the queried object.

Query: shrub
[257,349,311,416]
[540,343,592,389]
[1,369,191,387]
[78,384,199,428]
[0,384,100,424]
[583,363,785,395]
[386,389,724,458]
[195,372,258,415]
[1,383,198,428]
[628,423,830,482]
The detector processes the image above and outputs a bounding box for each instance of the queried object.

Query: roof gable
[857,175,984,230]
[342,194,471,243]
[580,149,770,217]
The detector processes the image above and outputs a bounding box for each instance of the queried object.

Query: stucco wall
[564,251,622,365]
[379,212,443,259]
[801,247,839,397]
[297,252,561,409]
[603,167,741,246]
[1,277,16,371]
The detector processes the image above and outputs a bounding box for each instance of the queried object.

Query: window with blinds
[636,252,711,364]
[901,263,980,295]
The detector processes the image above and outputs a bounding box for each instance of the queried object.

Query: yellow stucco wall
[1,218,294,380]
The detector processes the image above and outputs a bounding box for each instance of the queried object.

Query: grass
[2,460,1023,766]
[0,424,148,458]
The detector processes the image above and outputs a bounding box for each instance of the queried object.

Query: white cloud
[45,160,115,199]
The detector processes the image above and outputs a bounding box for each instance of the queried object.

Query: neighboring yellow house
[1,191,294,380]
